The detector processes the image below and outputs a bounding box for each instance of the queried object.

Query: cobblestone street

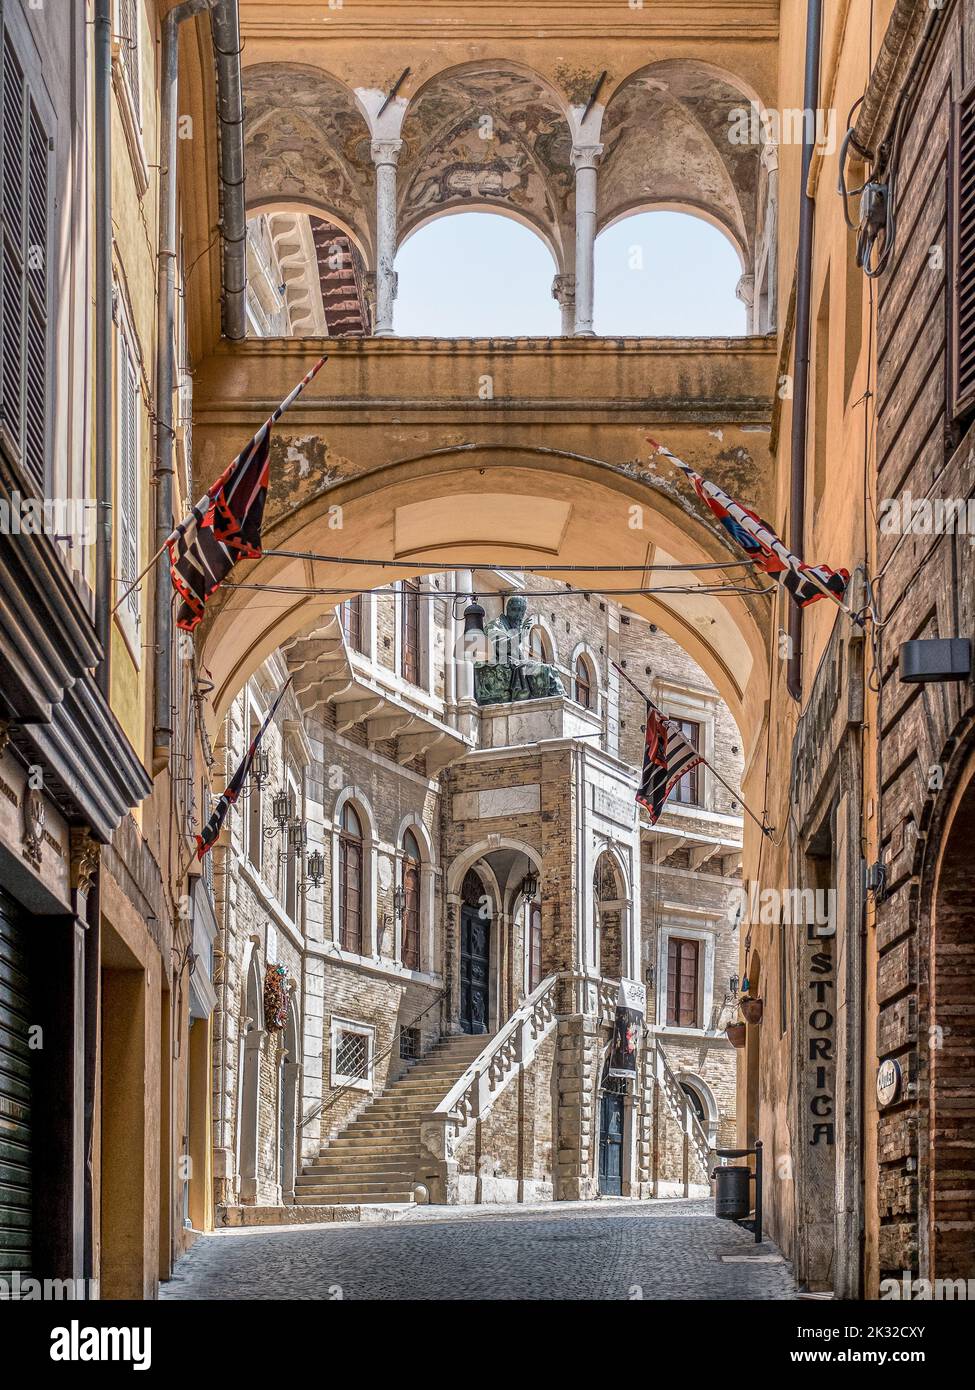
[160,1200,799,1301]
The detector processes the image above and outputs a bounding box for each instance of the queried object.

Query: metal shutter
[0,893,31,1279]
[0,34,25,457]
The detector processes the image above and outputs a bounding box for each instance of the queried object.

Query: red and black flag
[648,438,852,613]
[195,677,293,860]
[636,704,704,825]
[168,356,328,632]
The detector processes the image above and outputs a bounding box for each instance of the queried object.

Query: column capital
[371,138,403,167]
[571,143,604,172]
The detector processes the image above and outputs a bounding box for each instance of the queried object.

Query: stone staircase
[295,1033,489,1206]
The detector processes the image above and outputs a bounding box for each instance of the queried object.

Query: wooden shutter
[340,832,363,953]
[118,332,140,623]
[0,32,49,493]
[953,80,975,416]
[402,860,420,971]
[401,579,420,684]
[666,937,700,1027]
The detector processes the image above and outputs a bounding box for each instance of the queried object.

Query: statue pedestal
[477,694,603,749]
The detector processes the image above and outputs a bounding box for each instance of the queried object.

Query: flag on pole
[648,438,851,610]
[168,356,328,632]
[195,678,293,860]
[636,704,704,824]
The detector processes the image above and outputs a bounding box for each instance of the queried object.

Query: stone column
[371,139,402,336]
[571,145,603,336]
[551,273,576,336]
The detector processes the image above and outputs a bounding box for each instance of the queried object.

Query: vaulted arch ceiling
[397,64,574,267]
[243,64,376,264]
[599,62,764,266]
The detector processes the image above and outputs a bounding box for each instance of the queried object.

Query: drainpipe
[153,0,247,770]
[787,0,824,702]
[153,0,209,773]
[94,0,112,698]
[209,0,247,341]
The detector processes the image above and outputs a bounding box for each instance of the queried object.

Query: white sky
[393,210,747,338]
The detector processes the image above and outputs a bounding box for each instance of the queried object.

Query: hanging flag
[195,678,293,860]
[168,356,328,632]
[608,979,646,1079]
[636,704,704,825]
[648,438,851,611]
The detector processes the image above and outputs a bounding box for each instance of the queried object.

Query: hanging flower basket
[725,1021,747,1048]
[263,963,289,1032]
[741,997,764,1025]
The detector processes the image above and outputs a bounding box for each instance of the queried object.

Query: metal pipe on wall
[209,0,247,342]
[94,0,112,697]
[787,0,824,702]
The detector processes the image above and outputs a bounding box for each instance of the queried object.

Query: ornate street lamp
[304,847,325,890]
[251,749,270,789]
[394,884,406,921]
[521,870,539,902]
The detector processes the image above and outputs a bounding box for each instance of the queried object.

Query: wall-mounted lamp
[394,884,406,921]
[251,750,270,789]
[304,848,325,890]
[521,870,540,902]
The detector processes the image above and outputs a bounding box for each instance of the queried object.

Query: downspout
[209,0,247,341]
[94,0,112,698]
[787,0,824,702]
[153,0,247,770]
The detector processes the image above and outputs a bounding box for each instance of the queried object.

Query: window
[116,313,141,644]
[671,719,701,805]
[116,0,141,126]
[246,715,263,874]
[574,655,593,709]
[341,595,365,654]
[401,579,421,684]
[339,802,364,953]
[0,29,50,492]
[666,937,700,1028]
[399,1025,420,1061]
[401,829,421,972]
[330,1019,373,1090]
[529,625,552,664]
[528,902,543,993]
[681,1082,707,1127]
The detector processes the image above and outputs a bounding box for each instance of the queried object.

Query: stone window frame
[655,920,717,1037]
[392,577,433,694]
[569,641,602,716]
[330,787,379,961]
[329,1016,375,1092]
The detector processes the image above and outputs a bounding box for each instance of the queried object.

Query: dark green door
[459,904,490,1034]
[0,892,31,1277]
[598,1090,624,1196]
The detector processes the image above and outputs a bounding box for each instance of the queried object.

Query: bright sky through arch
[393,209,747,338]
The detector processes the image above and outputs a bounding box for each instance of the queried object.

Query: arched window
[339,803,364,953]
[401,829,421,972]
[528,901,543,993]
[529,625,553,664]
[681,1081,707,1128]
[574,655,593,709]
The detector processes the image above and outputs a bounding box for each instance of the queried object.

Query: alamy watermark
[728,102,837,156]
[729,881,837,933]
[0,492,96,546]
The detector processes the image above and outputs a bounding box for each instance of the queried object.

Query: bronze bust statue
[473,595,565,705]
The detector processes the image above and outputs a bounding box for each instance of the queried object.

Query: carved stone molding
[22,787,45,869]
[69,827,100,897]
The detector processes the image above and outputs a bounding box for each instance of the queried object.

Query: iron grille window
[335,1028,368,1081]
[666,937,700,1028]
[339,802,363,953]
[117,0,141,126]
[0,30,50,493]
[401,579,421,685]
[671,719,701,805]
[399,1026,420,1061]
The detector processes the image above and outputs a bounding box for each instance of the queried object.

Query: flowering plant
[263,963,289,1031]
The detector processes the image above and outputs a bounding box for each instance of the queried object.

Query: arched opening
[401,828,422,972]
[594,211,746,337]
[394,212,561,337]
[339,802,364,954]
[593,851,627,981]
[928,760,975,1279]
[245,210,371,338]
[574,652,595,709]
[460,868,491,1034]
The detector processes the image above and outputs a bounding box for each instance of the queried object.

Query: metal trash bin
[712,1164,751,1221]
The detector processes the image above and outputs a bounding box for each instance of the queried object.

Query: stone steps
[298,1032,491,1205]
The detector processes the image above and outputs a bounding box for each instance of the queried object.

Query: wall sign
[876,1057,902,1107]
